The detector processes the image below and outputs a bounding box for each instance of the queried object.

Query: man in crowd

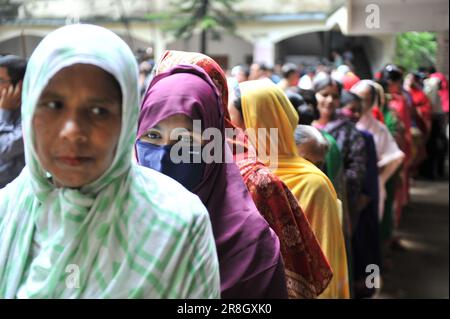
[0,55,27,188]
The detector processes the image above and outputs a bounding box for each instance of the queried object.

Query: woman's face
[315,84,340,121]
[341,100,363,123]
[351,85,373,114]
[296,141,326,168]
[33,64,122,188]
[139,114,203,146]
[403,74,415,89]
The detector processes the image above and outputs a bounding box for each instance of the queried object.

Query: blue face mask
[136,140,205,191]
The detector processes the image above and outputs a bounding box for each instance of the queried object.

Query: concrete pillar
[253,38,275,67]
[153,28,167,63]
[367,34,396,75]
[436,30,449,77]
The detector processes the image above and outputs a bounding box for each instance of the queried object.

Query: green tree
[147,0,242,54]
[395,32,437,72]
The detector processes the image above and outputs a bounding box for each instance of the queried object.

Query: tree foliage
[146,0,242,53]
[395,32,437,72]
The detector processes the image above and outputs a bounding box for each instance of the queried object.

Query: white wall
[167,32,253,70]
[16,0,333,19]
[349,0,449,34]
[362,34,396,74]
[0,35,43,57]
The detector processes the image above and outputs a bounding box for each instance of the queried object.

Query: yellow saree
[240,79,350,299]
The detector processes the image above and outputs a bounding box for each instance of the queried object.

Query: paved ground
[377,177,449,299]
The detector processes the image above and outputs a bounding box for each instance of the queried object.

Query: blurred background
[1,0,448,299]
[0,0,448,78]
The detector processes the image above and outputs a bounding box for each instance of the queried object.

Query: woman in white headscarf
[351,80,405,219]
[0,24,220,299]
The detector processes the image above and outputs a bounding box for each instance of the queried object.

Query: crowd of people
[0,24,448,299]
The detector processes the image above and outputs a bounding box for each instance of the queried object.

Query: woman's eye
[42,101,63,110]
[147,132,161,139]
[91,106,109,116]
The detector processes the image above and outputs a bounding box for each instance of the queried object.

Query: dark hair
[312,72,342,95]
[232,82,242,115]
[413,72,426,83]
[296,105,317,125]
[258,63,268,72]
[287,90,318,125]
[418,66,428,73]
[0,55,27,85]
[281,63,298,79]
[340,90,361,107]
[428,66,436,74]
[298,88,317,109]
[375,79,387,97]
[382,64,403,83]
[286,91,305,108]
[378,64,403,93]
[241,65,250,78]
[368,83,377,106]
[298,88,320,122]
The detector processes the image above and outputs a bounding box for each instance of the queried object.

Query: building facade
[0,0,448,76]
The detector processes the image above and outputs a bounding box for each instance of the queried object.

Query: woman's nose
[59,116,88,143]
[326,95,334,104]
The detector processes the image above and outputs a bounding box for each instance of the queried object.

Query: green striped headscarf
[0,24,220,298]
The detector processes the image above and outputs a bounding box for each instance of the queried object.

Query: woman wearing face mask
[239,79,350,299]
[152,50,333,299]
[0,25,220,298]
[136,64,288,299]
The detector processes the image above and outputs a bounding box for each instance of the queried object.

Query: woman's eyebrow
[87,97,120,105]
[39,91,64,100]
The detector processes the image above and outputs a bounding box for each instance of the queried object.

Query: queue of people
[0,24,448,299]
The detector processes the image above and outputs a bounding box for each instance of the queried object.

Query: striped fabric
[0,24,220,298]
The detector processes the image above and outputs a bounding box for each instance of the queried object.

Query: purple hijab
[137,64,287,299]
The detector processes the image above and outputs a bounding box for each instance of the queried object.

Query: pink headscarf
[137,64,287,298]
